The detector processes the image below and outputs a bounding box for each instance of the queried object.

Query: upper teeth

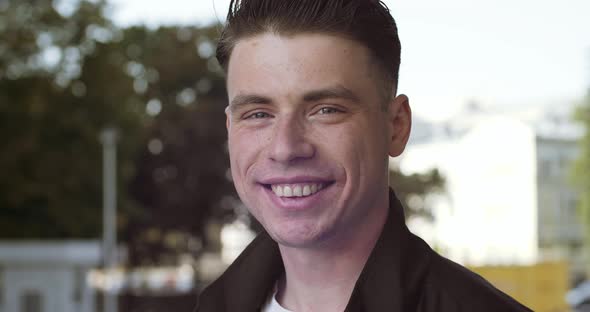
[271,183,324,198]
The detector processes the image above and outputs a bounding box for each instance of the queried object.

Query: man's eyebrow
[303,86,360,103]
[228,85,360,111]
[229,94,272,110]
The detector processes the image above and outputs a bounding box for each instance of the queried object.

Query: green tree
[0,0,234,249]
[572,90,590,246]
[123,25,236,265]
[390,168,445,221]
[0,0,144,238]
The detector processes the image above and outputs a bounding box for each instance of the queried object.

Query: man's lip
[260,180,334,211]
[257,176,333,185]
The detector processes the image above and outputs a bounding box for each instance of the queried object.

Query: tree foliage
[0,1,234,246]
[390,168,445,221]
[572,90,590,243]
[0,0,143,238]
[123,26,237,265]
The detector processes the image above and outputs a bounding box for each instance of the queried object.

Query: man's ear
[387,94,412,157]
[225,106,231,131]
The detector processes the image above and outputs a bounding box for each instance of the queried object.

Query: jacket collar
[346,189,432,311]
[220,231,283,311]
[217,189,432,311]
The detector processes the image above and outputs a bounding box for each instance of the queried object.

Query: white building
[0,241,100,312]
[398,104,586,273]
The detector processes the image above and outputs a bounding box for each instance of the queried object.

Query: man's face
[225,33,409,248]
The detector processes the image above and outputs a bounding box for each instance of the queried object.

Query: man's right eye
[245,111,271,119]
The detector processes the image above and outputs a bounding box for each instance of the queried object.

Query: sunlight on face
[225,33,398,248]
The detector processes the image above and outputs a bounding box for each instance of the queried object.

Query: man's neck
[275,203,389,311]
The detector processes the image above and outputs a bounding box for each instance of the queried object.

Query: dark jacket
[196,190,532,311]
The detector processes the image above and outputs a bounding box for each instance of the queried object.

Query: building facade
[398,106,586,277]
[0,241,100,312]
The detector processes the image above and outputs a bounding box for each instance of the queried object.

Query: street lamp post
[99,127,118,312]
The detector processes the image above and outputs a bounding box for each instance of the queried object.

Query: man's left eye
[318,107,341,114]
[245,111,271,119]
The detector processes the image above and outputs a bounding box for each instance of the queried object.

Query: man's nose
[267,115,315,163]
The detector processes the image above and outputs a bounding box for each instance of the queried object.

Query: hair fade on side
[216,0,402,94]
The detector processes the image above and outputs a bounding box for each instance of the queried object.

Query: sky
[106,0,590,121]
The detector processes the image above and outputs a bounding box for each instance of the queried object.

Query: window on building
[73,267,85,303]
[539,158,554,178]
[559,155,570,174]
[21,290,43,312]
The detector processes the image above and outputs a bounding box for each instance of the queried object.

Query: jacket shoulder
[418,253,532,311]
[195,232,282,312]
[195,273,226,312]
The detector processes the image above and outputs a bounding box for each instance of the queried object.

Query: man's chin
[267,225,328,249]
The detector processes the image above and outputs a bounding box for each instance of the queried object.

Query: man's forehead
[227,33,373,87]
[227,32,371,70]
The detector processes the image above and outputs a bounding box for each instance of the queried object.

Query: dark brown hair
[216,0,402,96]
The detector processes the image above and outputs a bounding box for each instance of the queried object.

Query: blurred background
[0,0,588,311]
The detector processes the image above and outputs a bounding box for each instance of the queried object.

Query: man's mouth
[263,182,332,198]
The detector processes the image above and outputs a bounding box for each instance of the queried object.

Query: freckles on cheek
[228,135,245,173]
[230,129,267,179]
[229,142,246,173]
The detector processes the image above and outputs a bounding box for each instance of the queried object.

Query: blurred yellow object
[470,261,570,312]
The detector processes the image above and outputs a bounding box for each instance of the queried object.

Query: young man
[197,0,531,311]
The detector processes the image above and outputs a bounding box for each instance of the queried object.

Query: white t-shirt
[261,284,292,312]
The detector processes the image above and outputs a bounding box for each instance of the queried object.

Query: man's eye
[318,107,341,114]
[245,112,271,119]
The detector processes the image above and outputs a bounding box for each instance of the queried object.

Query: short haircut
[216,0,402,99]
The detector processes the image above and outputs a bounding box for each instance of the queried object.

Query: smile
[270,183,326,198]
